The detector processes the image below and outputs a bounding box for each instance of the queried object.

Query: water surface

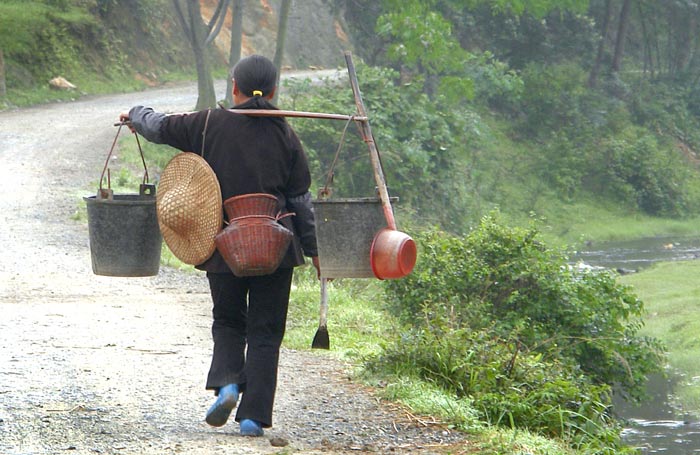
[614,375,700,454]
[572,236,700,271]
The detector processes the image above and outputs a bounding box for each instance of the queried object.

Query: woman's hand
[118,112,136,133]
[311,256,321,280]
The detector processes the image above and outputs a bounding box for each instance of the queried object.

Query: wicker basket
[215,194,293,276]
[223,193,279,219]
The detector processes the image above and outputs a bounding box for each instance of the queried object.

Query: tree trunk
[226,0,245,106]
[611,0,631,74]
[187,0,217,109]
[173,0,218,109]
[272,0,292,105]
[671,7,694,76]
[0,49,6,98]
[650,7,662,76]
[684,15,700,81]
[637,2,654,78]
[588,0,613,87]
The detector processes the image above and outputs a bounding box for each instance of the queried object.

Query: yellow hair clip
[252,90,263,97]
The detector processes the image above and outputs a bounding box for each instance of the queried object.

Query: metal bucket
[84,184,162,277]
[313,197,396,278]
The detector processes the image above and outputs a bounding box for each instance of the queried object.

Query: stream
[614,374,700,454]
[573,236,700,273]
[574,237,700,454]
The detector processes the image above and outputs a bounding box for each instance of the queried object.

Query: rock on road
[0,76,465,455]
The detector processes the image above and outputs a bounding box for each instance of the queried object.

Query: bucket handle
[140,183,156,197]
[99,123,150,195]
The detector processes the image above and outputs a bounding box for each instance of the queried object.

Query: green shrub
[630,77,700,152]
[373,215,665,452]
[597,132,694,217]
[504,61,700,217]
[386,214,665,397]
[464,51,524,110]
[517,62,588,135]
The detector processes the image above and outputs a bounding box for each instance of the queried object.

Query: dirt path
[0,79,466,454]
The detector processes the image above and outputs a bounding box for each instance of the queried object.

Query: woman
[120,55,320,437]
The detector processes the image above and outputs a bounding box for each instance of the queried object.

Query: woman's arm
[119,106,167,144]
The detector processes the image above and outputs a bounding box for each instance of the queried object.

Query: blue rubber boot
[240,418,264,437]
[205,384,239,427]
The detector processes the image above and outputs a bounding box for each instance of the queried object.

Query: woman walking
[120,55,319,436]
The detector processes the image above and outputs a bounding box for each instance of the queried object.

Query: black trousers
[205,268,294,428]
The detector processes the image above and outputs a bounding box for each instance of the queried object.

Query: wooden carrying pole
[228,109,366,122]
[115,110,366,127]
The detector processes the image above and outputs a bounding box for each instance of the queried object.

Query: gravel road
[0,77,467,454]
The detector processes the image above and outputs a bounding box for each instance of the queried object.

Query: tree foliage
[512,61,700,216]
[376,0,473,99]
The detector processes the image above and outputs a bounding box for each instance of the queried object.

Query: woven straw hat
[157,152,223,265]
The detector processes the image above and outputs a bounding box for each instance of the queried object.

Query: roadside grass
[620,260,700,414]
[366,375,577,454]
[6,77,144,108]
[472,427,578,455]
[283,270,390,361]
[113,132,180,173]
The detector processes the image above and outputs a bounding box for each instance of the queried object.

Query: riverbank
[621,259,700,415]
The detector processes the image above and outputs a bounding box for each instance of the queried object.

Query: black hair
[232,54,277,102]
[230,55,289,131]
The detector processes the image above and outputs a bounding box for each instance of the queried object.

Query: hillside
[0,0,352,105]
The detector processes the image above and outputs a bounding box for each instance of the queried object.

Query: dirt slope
[0,80,467,454]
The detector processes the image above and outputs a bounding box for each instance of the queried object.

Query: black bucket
[84,184,162,277]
